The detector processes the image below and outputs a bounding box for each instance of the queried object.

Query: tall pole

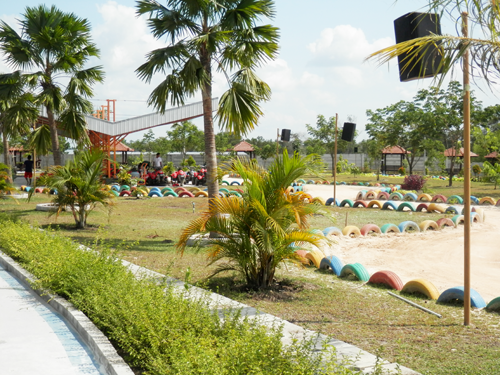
[333,113,338,204]
[276,128,280,157]
[462,11,471,326]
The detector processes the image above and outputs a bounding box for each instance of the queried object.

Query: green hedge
[0,216,352,375]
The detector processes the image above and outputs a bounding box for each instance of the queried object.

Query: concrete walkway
[0,263,103,375]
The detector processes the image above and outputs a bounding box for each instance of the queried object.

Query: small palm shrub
[30,149,115,228]
[178,151,330,290]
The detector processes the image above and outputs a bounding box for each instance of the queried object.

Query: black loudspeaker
[341,122,356,142]
[281,129,291,142]
[394,12,442,82]
[354,147,358,153]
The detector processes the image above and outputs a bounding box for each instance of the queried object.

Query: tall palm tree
[0,72,38,181]
[136,0,279,199]
[177,151,329,290]
[0,5,105,166]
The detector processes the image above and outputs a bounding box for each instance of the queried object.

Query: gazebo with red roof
[232,141,255,159]
[381,146,410,174]
[484,151,499,163]
[443,147,479,158]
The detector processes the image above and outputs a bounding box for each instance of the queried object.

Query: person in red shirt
[24,155,34,185]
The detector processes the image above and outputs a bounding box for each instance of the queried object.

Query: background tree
[136,0,279,201]
[215,131,240,153]
[257,143,274,167]
[306,115,351,176]
[168,121,205,162]
[0,5,104,165]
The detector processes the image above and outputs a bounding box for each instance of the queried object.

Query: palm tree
[0,72,38,181]
[0,5,105,166]
[30,149,115,229]
[177,151,329,290]
[136,0,279,200]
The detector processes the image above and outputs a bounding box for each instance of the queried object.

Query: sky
[1,0,498,143]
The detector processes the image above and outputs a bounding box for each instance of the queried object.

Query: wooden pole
[462,11,471,326]
[276,128,280,157]
[333,113,338,205]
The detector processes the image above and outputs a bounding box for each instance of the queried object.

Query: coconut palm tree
[30,149,115,229]
[0,5,105,166]
[177,151,329,290]
[136,0,279,200]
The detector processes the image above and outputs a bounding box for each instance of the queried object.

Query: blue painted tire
[382,201,398,210]
[398,221,420,233]
[325,197,340,206]
[323,226,343,237]
[111,185,120,191]
[148,191,162,197]
[380,223,400,234]
[470,196,479,205]
[445,205,460,214]
[437,286,486,308]
[340,263,370,282]
[230,181,240,185]
[150,187,161,193]
[403,192,418,202]
[319,255,344,276]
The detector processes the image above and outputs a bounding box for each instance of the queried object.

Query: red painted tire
[179,191,194,198]
[415,203,429,212]
[377,191,390,200]
[353,200,368,208]
[368,270,403,291]
[360,224,381,236]
[174,187,187,194]
[119,190,131,197]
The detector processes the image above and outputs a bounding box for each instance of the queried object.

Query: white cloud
[308,25,393,66]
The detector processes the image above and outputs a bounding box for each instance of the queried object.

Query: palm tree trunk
[2,127,12,182]
[47,108,62,165]
[200,49,219,202]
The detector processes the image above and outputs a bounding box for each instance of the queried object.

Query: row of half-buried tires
[322,218,462,238]
[298,252,498,311]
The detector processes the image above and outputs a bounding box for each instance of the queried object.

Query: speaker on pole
[281,129,291,142]
[394,12,442,82]
[341,122,356,142]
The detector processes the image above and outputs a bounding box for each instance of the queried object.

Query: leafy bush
[0,218,352,375]
[398,166,406,175]
[473,164,482,178]
[401,174,426,191]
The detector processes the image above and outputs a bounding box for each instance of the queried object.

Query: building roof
[444,147,479,157]
[382,146,410,154]
[8,146,26,152]
[113,141,134,152]
[232,141,255,152]
[485,151,499,159]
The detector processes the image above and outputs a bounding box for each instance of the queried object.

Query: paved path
[0,263,105,375]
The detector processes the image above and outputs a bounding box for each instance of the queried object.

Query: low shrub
[0,218,352,375]
[401,174,426,191]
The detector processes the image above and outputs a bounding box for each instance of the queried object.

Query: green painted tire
[380,223,400,234]
[340,263,370,282]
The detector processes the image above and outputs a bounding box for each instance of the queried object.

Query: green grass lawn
[2,175,500,375]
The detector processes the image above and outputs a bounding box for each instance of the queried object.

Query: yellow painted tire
[305,250,324,268]
[417,193,432,202]
[187,187,201,193]
[367,200,383,209]
[472,207,485,222]
[194,191,208,197]
[402,279,440,300]
[479,196,496,205]
[311,197,326,205]
[428,203,445,213]
[285,186,294,194]
[342,225,361,237]
[365,190,379,200]
[419,220,438,232]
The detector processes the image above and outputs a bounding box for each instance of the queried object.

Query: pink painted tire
[353,200,368,208]
[377,191,390,200]
[179,191,195,198]
[360,224,381,236]
[369,271,403,291]
[436,218,455,228]
[431,194,447,203]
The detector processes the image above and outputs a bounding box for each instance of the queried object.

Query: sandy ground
[303,184,500,302]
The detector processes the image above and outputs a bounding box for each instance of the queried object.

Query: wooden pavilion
[232,141,255,159]
[381,146,410,174]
